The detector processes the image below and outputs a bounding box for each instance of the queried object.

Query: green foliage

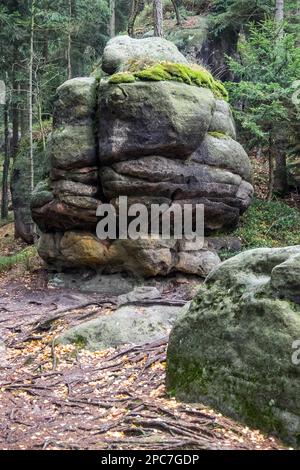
[109,61,229,100]
[226,20,300,150]
[233,198,300,249]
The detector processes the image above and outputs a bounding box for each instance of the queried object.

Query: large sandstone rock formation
[31,36,253,277]
[166,246,300,447]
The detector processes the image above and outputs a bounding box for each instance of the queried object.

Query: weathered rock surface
[166,246,300,447]
[32,37,253,278]
[102,35,188,75]
[53,77,97,126]
[58,303,187,350]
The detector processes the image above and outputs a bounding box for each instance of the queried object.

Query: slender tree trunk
[153,0,164,37]
[171,0,181,25]
[109,0,116,38]
[1,98,10,219]
[268,141,275,201]
[20,81,30,139]
[11,60,19,159]
[67,0,72,80]
[29,0,35,193]
[128,0,141,37]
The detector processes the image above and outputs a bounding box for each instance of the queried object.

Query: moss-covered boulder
[31,77,101,234]
[166,246,300,447]
[102,35,188,75]
[11,132,50,243]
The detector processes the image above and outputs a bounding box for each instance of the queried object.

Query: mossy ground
[108,61,228,101]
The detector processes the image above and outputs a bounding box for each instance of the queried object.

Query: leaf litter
[0,272,285,450]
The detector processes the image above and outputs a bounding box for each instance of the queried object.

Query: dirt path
[0,272,284,450]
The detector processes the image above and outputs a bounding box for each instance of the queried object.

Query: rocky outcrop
[166,246,300,447]
[32,37,253,278]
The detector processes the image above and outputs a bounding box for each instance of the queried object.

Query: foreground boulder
[166,246,300,447]
[58,303,185,350]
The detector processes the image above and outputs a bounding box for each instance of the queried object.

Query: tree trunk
[128,0,141,37]
[275,0,284,22]
[171,0,181,25]
[153,0,164,37]
[1,99,10,220]
[275,0,284,38]
[29,0,35,194]
[109,0,116,38]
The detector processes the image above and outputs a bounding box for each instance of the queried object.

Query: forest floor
[0,265,285,451]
